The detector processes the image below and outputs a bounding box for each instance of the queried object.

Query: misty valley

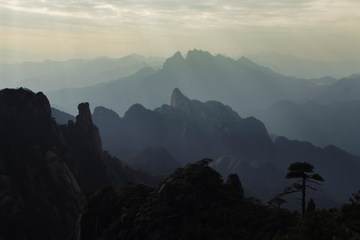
[2,50,360,239]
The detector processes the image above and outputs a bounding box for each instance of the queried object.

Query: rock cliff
[0,88,160,240]
[70,160,257,240]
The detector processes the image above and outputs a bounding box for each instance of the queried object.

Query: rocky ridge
[70,160,259,240]
[0,88,160,240]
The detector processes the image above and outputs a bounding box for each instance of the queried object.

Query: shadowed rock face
[92,87,360,210]
[117,88,273,164]
[0,88,161,240]
[170,87,191,109]
[0,88,83,240]
[74,102,103,157]
[70,160,272,240]
[226,173,244,198]
[76,102,93,131]
[0,88,51,119]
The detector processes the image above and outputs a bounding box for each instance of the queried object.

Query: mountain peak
[0,88,51,120]
[186,49,213,61]
[170,88,190,108]
[162,51,185,70]
[173,51,183,58]
[76,102,93,131]
[93,106,120,120]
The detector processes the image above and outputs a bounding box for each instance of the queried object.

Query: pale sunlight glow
[0,0,359,61]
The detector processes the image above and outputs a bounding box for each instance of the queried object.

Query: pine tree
[281,162,324,215]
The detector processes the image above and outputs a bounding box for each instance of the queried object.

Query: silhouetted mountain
[1,54,165,92]
[47,49,320,116]
[0,88,161,240]
[210,156,287,203]
[47,66,158,115]
[51,107,75,124]
[90,88,360,207]
[92,106,139,159]
[70,160,360,240]
[0,48,45,64]
[245,99,360,156]
[126,146,181,175]
[274,137,360,202]
[129,53,166,68]
[309,76,338,85]
[313,75,360,104]
[71,161,299,240]
[94,88,274,165]
[242,52,360,79]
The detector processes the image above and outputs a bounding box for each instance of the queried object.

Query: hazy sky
[1,0,360,61]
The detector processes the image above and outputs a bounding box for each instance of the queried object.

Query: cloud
[0,0,359,61]
[1,0,359,30]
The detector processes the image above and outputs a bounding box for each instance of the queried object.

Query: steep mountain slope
[70,161,298,240]
[0,88,160,240]
[93,87,275,165]
[51,107,76,124]
[47,49,320,116]
[126,147,181,175]
[47,66,158,115]
[90,88,360,206]
[313,75,360,104]
[245,99,360,156]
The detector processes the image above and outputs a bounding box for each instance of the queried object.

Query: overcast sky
[1,0,359,61]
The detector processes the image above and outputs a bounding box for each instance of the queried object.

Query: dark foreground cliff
[71,159,360,240]
[0,88,160,240]
[71,159,298,240]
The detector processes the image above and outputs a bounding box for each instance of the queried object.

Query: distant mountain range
[242,52,360,79]
[0,48,45,64]
[245,98,360,156]
[46,49,360,118]
[0,54,166,92]
[46,49,360,164]
[47,49,327,116]
[3,86,360,239]
[56,87,360,209]
[4,49,360,239]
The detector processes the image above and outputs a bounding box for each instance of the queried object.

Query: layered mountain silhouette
[85,88,360,207]
[0,88,160,240]
[51,107,75,124]
[70,162,280,240]
[126,146,181,175]
[92,88,274,164]
[4,49,360,239]
[243,51,360,79]
[47,49,322,116]
[313,75,360,104]
[1,54,165,92]
[245,98,360,156]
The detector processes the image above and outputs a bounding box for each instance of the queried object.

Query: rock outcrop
[70,159,300,240]
[0,87,51,119]
[170,87,191,109]
[0,88,82,239]
[226,173,244,198]
[0,88,160,240]
[70,160,254,240]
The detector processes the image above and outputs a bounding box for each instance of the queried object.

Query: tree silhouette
[197,158,213,167]
[306,198,316,212]
[268,197,287,209]
[280,162,324,215]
